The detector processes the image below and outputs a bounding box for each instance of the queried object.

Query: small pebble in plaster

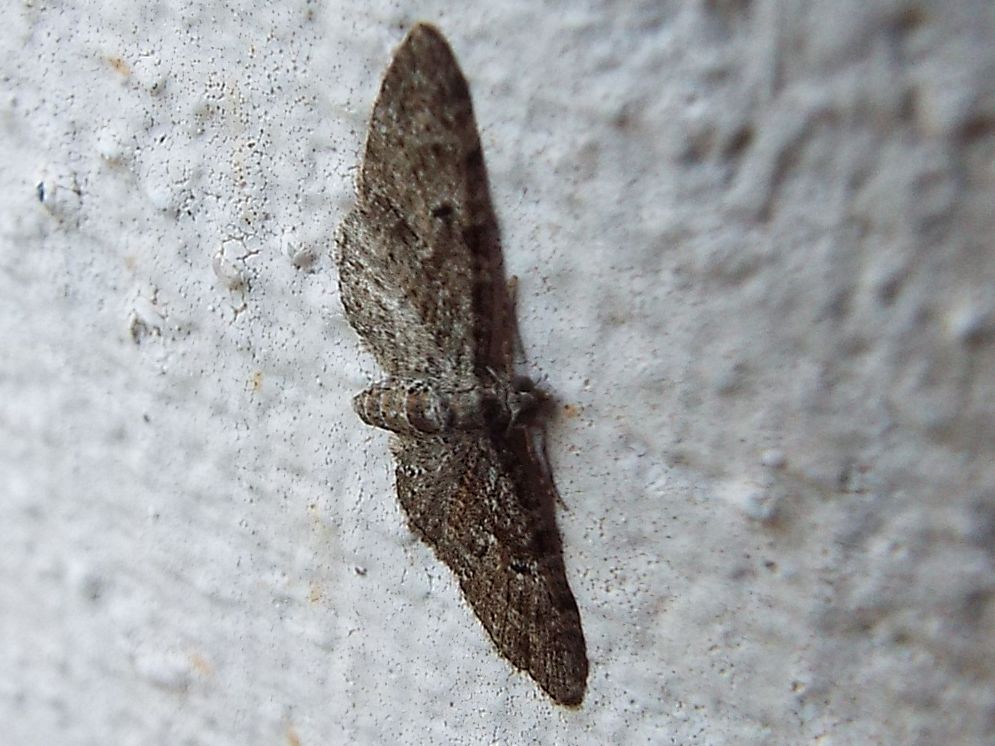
[212,247,247,291]
[67,560,106,604]
[188,652,214,676]
[716,477,777,522]
[282,231,317,270]
[105,55,131,77]
[286,725,302,746]
[712,358,748,395]
[561,402,583,419]
[95,125,127,163]
[761,449,786,469]
[334,24,587,707]
[132,646,194,691]
[945,297,993,345]
[36,170,82,222]
[127,286,166,343]
[838,461,871,494]
[144,179,175,212]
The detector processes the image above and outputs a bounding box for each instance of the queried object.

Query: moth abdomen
[354,378,455,435]
[354,376,542,436]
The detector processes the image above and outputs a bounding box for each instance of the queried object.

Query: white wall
[2,1,993,743]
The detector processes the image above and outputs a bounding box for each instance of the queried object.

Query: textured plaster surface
[2,1,994,744]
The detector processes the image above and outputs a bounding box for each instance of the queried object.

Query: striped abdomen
[353,376,538,436]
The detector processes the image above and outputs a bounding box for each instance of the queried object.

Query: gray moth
[335,23,588,706]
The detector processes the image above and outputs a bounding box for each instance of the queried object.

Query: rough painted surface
[1,1,993,744]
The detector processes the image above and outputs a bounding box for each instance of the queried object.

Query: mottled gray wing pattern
[337,204,461,376]
[392,432,588,706]
[336,23,587,707]
[336,24,515,378]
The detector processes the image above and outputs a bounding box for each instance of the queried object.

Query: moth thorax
[489,374,541,426]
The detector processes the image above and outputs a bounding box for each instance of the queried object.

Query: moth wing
[392,432,588,706]
[336,206,454,376]
[349,23,516,377]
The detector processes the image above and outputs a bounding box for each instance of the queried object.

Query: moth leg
[507,275,519,308]
[529,426,568,511]
[505,275,529,367]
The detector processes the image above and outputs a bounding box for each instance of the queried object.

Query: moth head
[504,375,546,426]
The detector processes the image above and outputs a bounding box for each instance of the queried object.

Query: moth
[335,23,588,706]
